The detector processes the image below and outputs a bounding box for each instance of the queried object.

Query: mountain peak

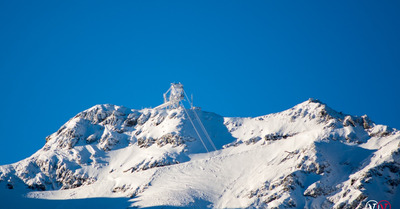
[1,100,399,208]
[308,97,323,103]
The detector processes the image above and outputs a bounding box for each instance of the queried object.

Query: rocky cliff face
[0,99,399,208]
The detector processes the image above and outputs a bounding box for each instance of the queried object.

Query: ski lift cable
[181,102,209,153]
[183,90,217,151]
[183,90,194,108]
[180,102,209,153]
[192,110,217,151]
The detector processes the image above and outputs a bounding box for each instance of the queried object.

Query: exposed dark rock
[246,136,262,145]
[264,133,297,141]
[137,113,151,125]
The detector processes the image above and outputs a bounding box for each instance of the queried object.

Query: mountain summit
[0,99,399,208]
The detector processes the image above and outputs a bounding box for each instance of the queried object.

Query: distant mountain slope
[1,99,399,209]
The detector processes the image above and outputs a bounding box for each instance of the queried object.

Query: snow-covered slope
[0,99,399,209]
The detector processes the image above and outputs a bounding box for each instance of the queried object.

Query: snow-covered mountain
[0,99,399,209]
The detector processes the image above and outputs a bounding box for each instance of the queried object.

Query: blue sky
[0,0,399,165]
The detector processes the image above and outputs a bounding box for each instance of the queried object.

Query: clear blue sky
[1,1,399,165]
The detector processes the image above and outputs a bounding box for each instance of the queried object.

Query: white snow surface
[0,99,399,209]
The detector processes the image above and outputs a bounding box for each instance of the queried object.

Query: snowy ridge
[0,99,399,208]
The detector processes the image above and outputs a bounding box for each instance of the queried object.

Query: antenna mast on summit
[155,83,217,152]
[155,83,184,110]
